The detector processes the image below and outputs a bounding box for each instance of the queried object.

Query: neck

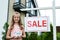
[14,22,18,25]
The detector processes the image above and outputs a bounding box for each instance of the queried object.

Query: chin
[15,21,18,23]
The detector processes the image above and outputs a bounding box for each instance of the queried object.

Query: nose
[15,17,18,19]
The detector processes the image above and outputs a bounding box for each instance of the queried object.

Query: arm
[22,25,26,38]
[6,26,12,39]
[22,29,26,38]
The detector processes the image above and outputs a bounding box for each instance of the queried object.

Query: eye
[17,17,19,18]
[14,16,16,18]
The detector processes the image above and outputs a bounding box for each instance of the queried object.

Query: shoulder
[21,24,24,30]
[8,25,11,30]
[21,25,24,28]
[21,25,24,27]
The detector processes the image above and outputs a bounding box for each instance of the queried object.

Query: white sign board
[25,16,50,32]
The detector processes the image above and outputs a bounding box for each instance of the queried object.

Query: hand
[11,36,22,39]
[17,36,22,38]
[17,36,20,38]
[11,36,17,39]
[13,36,20,39]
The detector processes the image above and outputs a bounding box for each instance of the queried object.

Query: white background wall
[0,0,8,40]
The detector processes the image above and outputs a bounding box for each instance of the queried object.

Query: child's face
[13,13,20,23]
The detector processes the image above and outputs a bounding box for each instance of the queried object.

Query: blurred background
[0,0,60,40]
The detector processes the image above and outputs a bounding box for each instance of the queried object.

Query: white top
[8,24,22,37]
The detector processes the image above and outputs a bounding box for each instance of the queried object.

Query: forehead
[13,12,20,17]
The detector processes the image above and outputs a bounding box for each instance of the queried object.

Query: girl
[6,12,26,40]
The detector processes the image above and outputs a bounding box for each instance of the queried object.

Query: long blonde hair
[10,12,23,30]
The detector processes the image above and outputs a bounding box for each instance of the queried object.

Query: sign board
[24,16,50,32]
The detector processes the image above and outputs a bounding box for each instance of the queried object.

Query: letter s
[27,21,32,27]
